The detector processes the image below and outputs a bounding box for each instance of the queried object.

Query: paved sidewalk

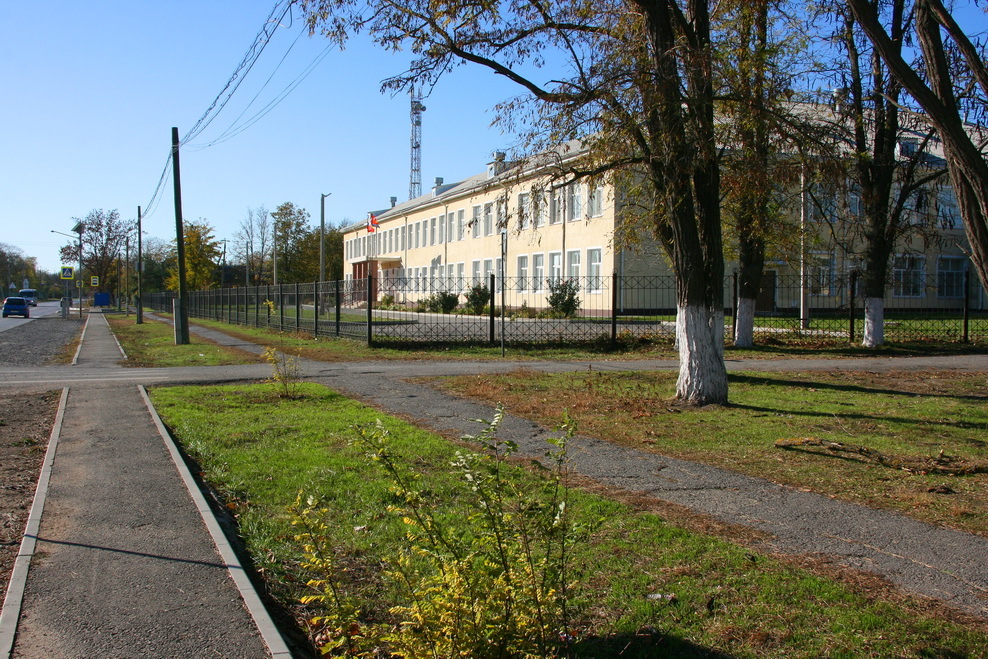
[1,312,289,658]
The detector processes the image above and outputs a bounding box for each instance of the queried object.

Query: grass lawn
[433,368,988,537]
[149,382,988,657]
[174,313,987,362]
[107,315,264,367]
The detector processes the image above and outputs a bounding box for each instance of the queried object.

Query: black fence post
[849,271,857,344]
[489,273,496,345]
[963,269,971,343]
[295,282,301,333]
[611,271,618,349]
[279,284,285,331]
[731,271,738,342]
[335,280,341,337]
[313,281,320,337]
[366,273,374,347]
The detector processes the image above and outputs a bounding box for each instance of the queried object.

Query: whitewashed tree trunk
[734,297,756,348]
[676,304,728,405]
[862,296,885,347]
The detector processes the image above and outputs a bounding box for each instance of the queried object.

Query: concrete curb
[138,385,292,659]
[70,314,91,365]
[0,388,69,659]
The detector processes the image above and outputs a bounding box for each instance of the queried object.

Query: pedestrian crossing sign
[60,266,74,280]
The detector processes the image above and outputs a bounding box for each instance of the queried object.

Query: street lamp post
[51,226,84,318]
[320,192,331,284]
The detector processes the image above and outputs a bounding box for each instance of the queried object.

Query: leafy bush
[425,291,460,314]
[292,408,580,657]
[547,278,581,318]
[465,283,491,315]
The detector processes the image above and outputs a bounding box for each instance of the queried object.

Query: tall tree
[270,202,313,284]
[848,0,988,293]
[0,243,36,292]
[58,209,129,293]
[234,206,271,286]
[302,0,730,404]
[717,0,809,347]
[167,220,221,291]
[818,0,945,347]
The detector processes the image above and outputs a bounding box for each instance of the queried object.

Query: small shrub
[425,291,460,314]
[293,408,581,657]
[263,346,304,399]
[465,283,491,315]
[379,293,397,309]
[547,278,581,318]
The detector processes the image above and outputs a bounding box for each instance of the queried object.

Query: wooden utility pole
[137,205,144,324]
[172,127,190,344]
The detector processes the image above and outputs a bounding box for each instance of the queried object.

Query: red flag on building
[367,214,379,233]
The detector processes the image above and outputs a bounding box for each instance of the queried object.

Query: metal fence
[145,271,987,347]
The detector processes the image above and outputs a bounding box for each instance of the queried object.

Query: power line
[141,0,297,220]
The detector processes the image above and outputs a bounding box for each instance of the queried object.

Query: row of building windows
[808,185,963,230]
[344,183,605,261]
[350,247,606,294]
[807,254,969,299]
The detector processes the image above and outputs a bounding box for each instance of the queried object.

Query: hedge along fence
[145,270,988,348]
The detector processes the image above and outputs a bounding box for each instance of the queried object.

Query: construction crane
[409,86,426,199]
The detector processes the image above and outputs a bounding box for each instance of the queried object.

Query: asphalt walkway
[0,312,289,658]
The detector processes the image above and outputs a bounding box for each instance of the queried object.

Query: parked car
[18,289,37,306]
[3,297,30,318]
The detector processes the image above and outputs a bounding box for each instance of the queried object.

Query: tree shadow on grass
[572,629,736,658]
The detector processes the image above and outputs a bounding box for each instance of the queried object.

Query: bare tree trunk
[734,297,756,347]
[677,304,727,404]
[862,297,885,347]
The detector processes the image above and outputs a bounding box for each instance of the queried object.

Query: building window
[495,257,503,291]
[533,190,546,228]
[438,215,445,244]
[550,188,564,225]
[809,252,836,296]
[567,184,582,222]
[808,185,837,223]
[472,260,481,286]
[430,217,437,245]
[587,248,602,292]
[457,209,465,241]
[413,223,420,249]
[472,206,482,238]
[517,255,529,291]
[938,188,962,229]
[400,226,406,251]
[588,186,604,217]
[533,253,545,292]
[483,258,494,283]
[549,251,562,283]
[456,262,465,292]
[566,249,581,279]
[484,203,494,236]
[937,256,967,298]
[518,193,531,230]
[893,255,926,298]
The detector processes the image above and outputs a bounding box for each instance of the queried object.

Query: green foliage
[465,283,490,315]
[294,407,580,657]
[546,278,581,318]
[424,291,459,314]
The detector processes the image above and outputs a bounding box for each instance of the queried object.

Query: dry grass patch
[433,368,988,536]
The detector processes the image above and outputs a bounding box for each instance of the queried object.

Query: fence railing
[144,271,987,347]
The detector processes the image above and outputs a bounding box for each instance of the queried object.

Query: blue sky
[2,0,529,274]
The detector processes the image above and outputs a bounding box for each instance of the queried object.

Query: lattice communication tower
[409,86,426,199]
